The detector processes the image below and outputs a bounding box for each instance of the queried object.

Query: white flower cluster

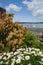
[0,47,43,65]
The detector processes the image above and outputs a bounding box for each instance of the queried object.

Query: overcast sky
[0,0,43,22]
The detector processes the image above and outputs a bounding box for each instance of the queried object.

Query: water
[21,23,43,28]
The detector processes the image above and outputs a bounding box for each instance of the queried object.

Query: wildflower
[0,61,3,64]
[22,48,25,51]
[14,51,19,55]
[16,58,21,64]
[11,62,14,65]
[38,51,42,56]
[25,56,30,60]
[40,54,43,57]
[24,51,28,54]
[3,52,6,55]
[11,58,16,64]
[34,54,37,56]
[26,48,28,52]
[41,58,43,61]
[0,56,2,59]
[10,52,13,55]
[31,51,35,54]
[7,53,11,59]
[19,48,23,51]
[39,61,43,65]
[7,53,10,56]
[3,56,6,60]
[20,54,24,57]
[29,48,32,52]
[17,55,22,59]
[34,48,40,51]
[5,61,8,64]
[28,63,31,65]
[16,49,20,53]
[32,48,35,50]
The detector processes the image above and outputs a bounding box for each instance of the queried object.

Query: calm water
[21,23,43,28]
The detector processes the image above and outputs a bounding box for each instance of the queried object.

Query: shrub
[0,14,27,52]
[22,32,40,48]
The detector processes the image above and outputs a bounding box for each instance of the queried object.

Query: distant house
[0,7,6,23]
[0,7,6,18]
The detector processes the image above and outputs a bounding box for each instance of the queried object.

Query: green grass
[39,43,43,53]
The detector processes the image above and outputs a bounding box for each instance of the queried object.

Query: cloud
[5,4,22,11]
[22,0,43,17]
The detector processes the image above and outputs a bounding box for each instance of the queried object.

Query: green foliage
[22,32,40,48]
[30,55,41,65]
[4,46,10,52]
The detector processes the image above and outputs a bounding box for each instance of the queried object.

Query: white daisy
[25,56,30,60]
[41,58,43,61]
[16,58,21,64]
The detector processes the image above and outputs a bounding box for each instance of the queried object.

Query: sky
[0,0,43,22]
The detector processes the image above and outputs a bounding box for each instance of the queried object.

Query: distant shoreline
[17,22,43,28]
[17,22,43,24]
